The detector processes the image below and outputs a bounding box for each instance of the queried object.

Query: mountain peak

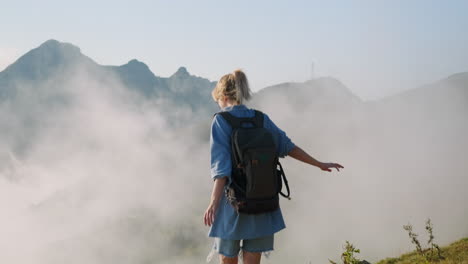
[0,39,89,81]
[305,76,343,87]
[171,66,190,78]
[123,59,150,70]
[37,39,82,55]
[41,39,60,47]
[442,72,468,87]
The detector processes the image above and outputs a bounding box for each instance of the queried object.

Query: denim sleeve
[210,114,232,180]
[264,113,295,158]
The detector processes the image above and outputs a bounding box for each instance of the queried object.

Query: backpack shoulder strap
[252,110,264,128]
[214,109,264,129]
[217,112,243,128]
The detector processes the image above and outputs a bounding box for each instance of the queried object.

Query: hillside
[377,237,468,264]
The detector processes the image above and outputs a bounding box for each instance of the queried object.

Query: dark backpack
[215,109,291,214]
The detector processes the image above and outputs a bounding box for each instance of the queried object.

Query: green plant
[403,223,423,255]
[329,241,364,264]
[425,218,443,261]
[403,218,444,262]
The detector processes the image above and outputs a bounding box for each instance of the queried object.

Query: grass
[328,218,467,264]
[376,237,468,264]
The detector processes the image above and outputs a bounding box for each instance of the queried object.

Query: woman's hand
[204,201,219,227]
[288,146,344,172]
[319,162,344,172]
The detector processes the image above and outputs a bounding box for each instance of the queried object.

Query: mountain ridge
[0,39,210,84]
[0,39,217,111]
[1,39,467,111]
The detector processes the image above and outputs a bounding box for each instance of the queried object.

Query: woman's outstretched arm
[288,146,344,172]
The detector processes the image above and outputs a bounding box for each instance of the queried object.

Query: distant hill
[368,72,468,114]
[361,71,468,144]
[251,77,362,111]
[249,76,364,126]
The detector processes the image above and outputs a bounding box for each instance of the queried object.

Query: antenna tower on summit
[310,61,315,80]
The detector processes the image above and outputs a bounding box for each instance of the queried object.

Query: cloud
[249,80,468,263]
[0,65,212,264]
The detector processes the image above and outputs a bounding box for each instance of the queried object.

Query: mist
[0,63,467,264]
[0,65,212,264]
[249,77,468,263]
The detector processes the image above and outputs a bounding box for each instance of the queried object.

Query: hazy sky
[1,0,467,100]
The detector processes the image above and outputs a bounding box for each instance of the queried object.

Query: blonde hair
[212,69,252,104]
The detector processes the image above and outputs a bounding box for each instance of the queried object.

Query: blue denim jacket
[209,104,295,240]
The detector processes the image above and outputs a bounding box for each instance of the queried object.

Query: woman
[204,69,343,264]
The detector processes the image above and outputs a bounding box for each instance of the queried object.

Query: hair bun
[212,69,252,104]
[233,69,251,102]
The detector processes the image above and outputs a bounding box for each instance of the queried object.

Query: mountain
[0,39,217,114]
[250,76,363,115]
[364,71,468,135]
[2,39,467,115]
[0,40,218,156]
[2,39,466,150]
[1,39,467,137]
[0,39,372,118]
[0,40,93,82]
[370,72,468,110]
[247,77,365,151]
[108,59,167,97]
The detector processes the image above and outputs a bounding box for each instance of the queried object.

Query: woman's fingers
[322,163,344,172]
[204,209,210,226]
[206,212,211,226]
[210,210,215,226]
[335,163,344,171]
